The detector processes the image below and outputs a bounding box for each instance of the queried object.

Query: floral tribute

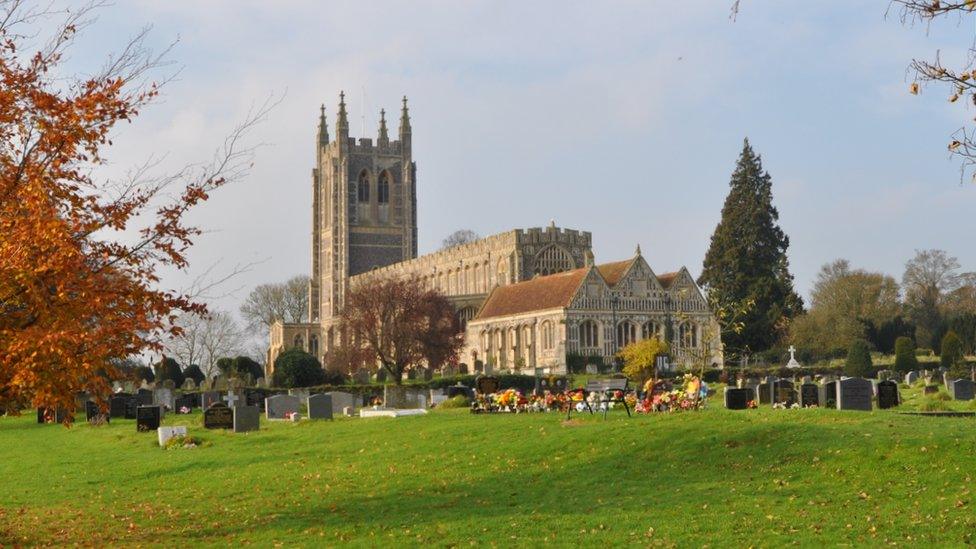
[633,374,708,414]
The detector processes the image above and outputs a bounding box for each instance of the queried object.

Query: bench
[566,378,632,419]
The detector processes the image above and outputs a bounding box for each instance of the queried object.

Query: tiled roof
[656,271,679,288]
[596,259,634,287]
[475,267,590,320]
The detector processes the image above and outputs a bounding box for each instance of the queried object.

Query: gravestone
[876,370,893,381]
[255,377,268,388]
[136,405,162,432]
[905,371,919,385]
[266,394,300,420]
[552,377,568,393]
[109,393,132,418]
[724,387,752,410]
[213,376,229,391]
[201,391,222,410]
[800,383,820,407]
[923,384,939,395]
[157,426,187,447]
[476,376,500,395]
[755,382,772,405]
[446,384,472,399]
[124,398,139,419]
[245,388,268,411]
[836,378,873,411]
[951,379,975,401]
[199,378,214,391]
[233,405,260,433]
[325,391,356,414]
[307,394,333,420]
[288,388,310,403]
[223,390,242,408]
[375,368,387,383]
[384,385,426,409]
[203,403,234,429]
[585,364,598,375]
[173,395,194,413]
[877,380,899,409]
[773,379,796,406]
[822,381,838,408]
[161,379,176,390]
[154,388,175,411]
[136,389,154,405]
[36,407,70,424]
[85,401,109,424]
[181,378,197,391]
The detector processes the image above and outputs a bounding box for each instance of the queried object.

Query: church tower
[308,93,418,325]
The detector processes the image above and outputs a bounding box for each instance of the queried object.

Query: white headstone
[157,426,187,447]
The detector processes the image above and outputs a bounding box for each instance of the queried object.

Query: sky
[51,1,976,321]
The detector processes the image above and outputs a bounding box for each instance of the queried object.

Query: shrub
[844,339,873,378]
[940,331,964,369]
[182,365,205,385]
[932,390,952,402]
[134,365,155,383]
[919,398,950,412]
[272,349,327,388]
[437,395,470,409]
[893,337,919,374]
[153,357,185,387]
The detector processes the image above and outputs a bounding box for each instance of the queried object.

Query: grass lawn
[2,388,976,546]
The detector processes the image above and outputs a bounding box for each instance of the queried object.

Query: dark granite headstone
[307,394,333,420]
[553,377,568,392]
[136,405,161,432]
[877,380,900,409]
[85,401,109,423]
[109,393,132,418]
[800,383,819,407]
[822,381,837,408]
[173,395,194,413]
[475,376,500,395]
[773,379,796,406]
[446,384,472,399]
[204,403,234,429]
[724,387,752,410]
[124,398,139,419]
[756,382,772,405]
[136,389,153,405]
[836,378,873,411]
[233,405,260,433]
[951,379,975,401]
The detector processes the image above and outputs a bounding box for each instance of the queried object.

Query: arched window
[617,321,637,348]
[533,245,576,276]
[579,320,599,349]
[642,321,661,340]
[377,171,390,203]
[541,321,554,350]
[293,335,304,351]
[680,322,698,348]
[357,170,370,202]
[310,335,319,356]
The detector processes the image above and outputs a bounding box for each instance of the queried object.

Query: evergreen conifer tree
[845,339,873,378]
[893,336,919,374]
[699,139,804,359]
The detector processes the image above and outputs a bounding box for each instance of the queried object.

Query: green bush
[134,365,155,383]
[437,395,470,409]
[932,391,951,402]
[216,356,265,380]
[919,397,950,411]
[844,339,873,378]
[182,365,205,385]
[893,336,918,373]
[153,357,184,387]
[940,331,964,369]
[272,349,326,388]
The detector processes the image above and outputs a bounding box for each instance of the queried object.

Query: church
[267,94,723,375]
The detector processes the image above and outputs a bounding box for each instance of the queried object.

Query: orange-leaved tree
[0,2,261,421]
[339,276,463,385]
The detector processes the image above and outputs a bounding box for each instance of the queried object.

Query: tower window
[378,171,390,204]
[358,171,370,202]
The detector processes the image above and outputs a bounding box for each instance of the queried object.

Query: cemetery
[5,367,976,546]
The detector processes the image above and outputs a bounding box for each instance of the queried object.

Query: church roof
[656,271,679,288]
[596,258,635,287]
[475,267,590,320]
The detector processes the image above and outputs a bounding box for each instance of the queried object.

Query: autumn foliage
[339,276,463,385]
[0,3,255,420]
